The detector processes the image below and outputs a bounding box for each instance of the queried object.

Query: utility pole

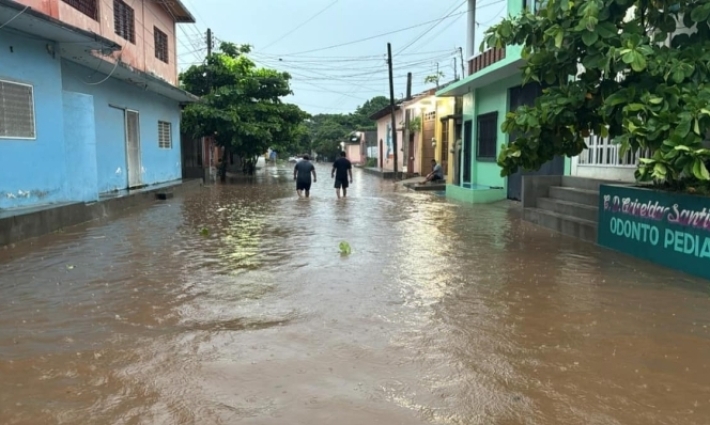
[206,28,213,56]
[387,43,398,180]
[453,57,458,81]
[403,72,412,176]
[406,72,413,101]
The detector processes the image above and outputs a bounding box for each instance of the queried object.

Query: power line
[252,49,456,65]
[266,10,467,57]
[260,0,340,51]
[396,0,467,56]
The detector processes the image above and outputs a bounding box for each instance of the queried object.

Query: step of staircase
[524,208,598,242]
[561,176,628,191]
[548,186,599,207]
[537,197,598,222]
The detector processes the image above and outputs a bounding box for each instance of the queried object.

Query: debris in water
[339,241,352,255]
[200,228,210,237]
[66,265,75,270]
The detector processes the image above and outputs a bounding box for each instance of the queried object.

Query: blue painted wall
[61,60,183,193]
[62,91,99,202]
[0,33,66,209]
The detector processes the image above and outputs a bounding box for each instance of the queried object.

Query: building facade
[437,0,572,203]
[371,92,459,180]
[371,105,405,173]
[0,0,196,210]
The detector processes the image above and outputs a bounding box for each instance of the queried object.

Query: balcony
[468,47,506,75]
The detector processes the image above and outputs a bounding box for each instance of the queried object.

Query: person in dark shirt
[331,151,353,198]
[293,155,317,197]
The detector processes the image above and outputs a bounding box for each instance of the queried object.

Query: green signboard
[598,185,710,280]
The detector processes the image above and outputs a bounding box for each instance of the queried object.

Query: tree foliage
[484,0,710,185]
[307,96,387,160]
[180,42,309,166]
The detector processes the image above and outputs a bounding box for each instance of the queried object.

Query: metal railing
[578,134,651,167]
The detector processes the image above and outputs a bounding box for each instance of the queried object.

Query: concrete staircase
[523,176,625,243]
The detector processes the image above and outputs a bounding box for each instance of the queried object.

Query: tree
[180,42,309,177]
[304,96,387,161]
[354,96,390,123]
[484,0,710,187]
[307,115,348,160]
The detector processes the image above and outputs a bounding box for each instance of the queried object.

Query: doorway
[125,110,143,189]
[379,140,383,168]
[407,133,415,174]
[506,83,564,200]
[420,111,436,174]
[462,120,472,184]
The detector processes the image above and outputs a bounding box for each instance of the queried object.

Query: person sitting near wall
[420,159,444,184]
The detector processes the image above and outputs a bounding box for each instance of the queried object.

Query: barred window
[158,121,172,149]
[476,112,498,160]
[113,0,135,44]
[154,27,169,63]
[0,80,36,139]
[62,0,98,20]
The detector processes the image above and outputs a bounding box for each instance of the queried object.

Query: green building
[437,0,571,204]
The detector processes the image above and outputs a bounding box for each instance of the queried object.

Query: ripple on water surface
[1,166,710,424]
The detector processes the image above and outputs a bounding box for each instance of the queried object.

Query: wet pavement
[1,164,710,425]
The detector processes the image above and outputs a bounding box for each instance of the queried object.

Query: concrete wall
[0,32,67,209]
[474,75,520,187]
[570,156,637,182]
[376,111,404,172]
[15,0,179,84]
[62,91,99,202]
[345,144,360,164]
[16,0,58,16]
[61,60,182,193]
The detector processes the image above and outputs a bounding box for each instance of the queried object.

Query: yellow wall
[434,97,456,183]
[404,94,455,177]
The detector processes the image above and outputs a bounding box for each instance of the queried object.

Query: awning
[0,0,119,50]
[436,58,525,97]
[61,46,199,103]
[160,0,196,24]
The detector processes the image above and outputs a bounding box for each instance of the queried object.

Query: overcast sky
[175,0,481,115]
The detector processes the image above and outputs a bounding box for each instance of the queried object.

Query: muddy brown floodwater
[1,165,710,425]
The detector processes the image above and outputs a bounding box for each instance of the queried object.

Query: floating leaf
[200,228,210,237]
[339,241,352,255]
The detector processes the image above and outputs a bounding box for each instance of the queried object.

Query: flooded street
[2,165,710,425]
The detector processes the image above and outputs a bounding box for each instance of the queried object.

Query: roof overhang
[61,47,199,103]
[159,0,196,24]
[402,93,436,110]
[0,0,119,50]
[369,104,401,121]
[437,58,525,97]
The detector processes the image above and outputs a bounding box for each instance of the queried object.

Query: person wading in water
[331,151,353,198]
[294,155,317,197]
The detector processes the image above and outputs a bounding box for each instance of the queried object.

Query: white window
[0,79,36,139]
[158,121,172,149]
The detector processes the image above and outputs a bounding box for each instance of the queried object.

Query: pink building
[371,105,405,173]
[13,0,193,86]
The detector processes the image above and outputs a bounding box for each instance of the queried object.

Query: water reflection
[1,164,710,424]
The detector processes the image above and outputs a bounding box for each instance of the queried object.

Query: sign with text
[598,185,710,281]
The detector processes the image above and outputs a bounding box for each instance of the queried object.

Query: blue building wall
[61,60,183,193]
[0,32,67,209]
[62,91,99,202]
